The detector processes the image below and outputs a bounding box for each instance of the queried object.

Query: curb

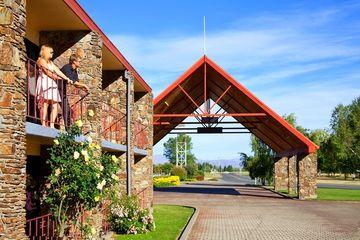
[178,206,199,240]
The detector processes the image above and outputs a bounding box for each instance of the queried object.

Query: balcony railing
[101,102,126,145]
[134,120,148,149]
[26,57,88,129]
[26,210,110,239]
[26,213,56,239]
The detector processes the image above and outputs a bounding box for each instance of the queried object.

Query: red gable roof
[154,55,319,155]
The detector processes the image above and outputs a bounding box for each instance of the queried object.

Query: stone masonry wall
[298,153,317,200]
[132,92,154,208]
[0,0,27,238]
[274,157,288,191]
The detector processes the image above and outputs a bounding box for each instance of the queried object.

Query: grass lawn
[317,188,360,201]
[116,204,195,240]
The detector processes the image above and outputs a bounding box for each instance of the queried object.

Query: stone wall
[132,91,154,209]
[298,153,317,199]
[0,0,27,238]
[274,157,288,191]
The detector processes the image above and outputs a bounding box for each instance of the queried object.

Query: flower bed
[153,176,180,188]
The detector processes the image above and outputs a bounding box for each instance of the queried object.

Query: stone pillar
[274,157,288,191]
[298,153,317,200]
[0,0,27,238]
[288,155,296,194]
[39,30,103,145]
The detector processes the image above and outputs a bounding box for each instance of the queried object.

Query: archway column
[274,157,288,191]
[297,153,317,200]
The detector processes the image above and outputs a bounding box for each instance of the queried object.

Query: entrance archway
[153,55,319,199]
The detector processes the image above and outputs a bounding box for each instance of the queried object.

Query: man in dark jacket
[60,54,89,127]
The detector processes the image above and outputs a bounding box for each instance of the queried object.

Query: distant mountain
[154,154,241,168]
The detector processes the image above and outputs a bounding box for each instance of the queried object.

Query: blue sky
[79,0,360,160]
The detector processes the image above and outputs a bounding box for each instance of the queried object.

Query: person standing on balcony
[60,54,89,128]
[36,45,73,128]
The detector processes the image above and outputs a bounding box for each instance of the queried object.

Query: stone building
[0,0,153,238]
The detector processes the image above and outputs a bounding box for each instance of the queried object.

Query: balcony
[101,101,127,152]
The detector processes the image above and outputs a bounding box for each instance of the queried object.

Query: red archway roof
[153,55,318,156]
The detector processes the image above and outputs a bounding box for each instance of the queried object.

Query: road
[218,172,360,190]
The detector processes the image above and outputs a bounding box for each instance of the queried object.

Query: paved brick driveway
[154,183,360,240]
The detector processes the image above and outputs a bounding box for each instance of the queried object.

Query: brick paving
[154,183,360,240]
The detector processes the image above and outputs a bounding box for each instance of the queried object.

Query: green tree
[309,129,330,171]
[240,136,274,185]
[163,134,197,166]
[329,98,360,176]
[283,113,310,137]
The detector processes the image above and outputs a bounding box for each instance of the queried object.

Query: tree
[163,134,197,166]
[283,113,310,137]
[309,129,330,172]
[240,136,274,185]
[328,98,360,176]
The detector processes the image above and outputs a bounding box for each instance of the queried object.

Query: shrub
[185,164,197,179]
[160,163,174,175]
[153,176,180,187]
[170,166,187,181]
[109,195,155,235]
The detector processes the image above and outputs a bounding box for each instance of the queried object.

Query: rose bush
[45,121,121,238]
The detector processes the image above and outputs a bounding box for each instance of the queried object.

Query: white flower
[101,179,106,186]
[94,196,100,202]
[73,151,80,159]
[54,139,59,145]
[75,120,83,127]
[87,136,93,143]
[111,174,119,181]
[111,155,118,163]
[81,149,88,156]
[96,179,106,190]
[95,144,101,150]
[96,173,100,178]
[96,182,103,190]
[55,168,61,176]
[88,109,94,117]
[98,164,104,172]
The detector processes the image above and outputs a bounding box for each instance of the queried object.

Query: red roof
[63,0,151,92]
[153,55,319,155]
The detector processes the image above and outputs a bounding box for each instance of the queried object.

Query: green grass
[317,188,360,201]
[116,205,195,240]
